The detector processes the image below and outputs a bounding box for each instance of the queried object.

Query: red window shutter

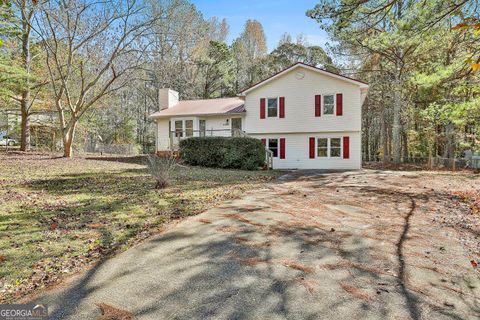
[280,138,285,159]
[260,98,266,119]
[309,137,315,159]
[336,93,343,116]
[261,138,266,146]
[343,136,349,159]
[279,97,285,118]
[315,95,321,117]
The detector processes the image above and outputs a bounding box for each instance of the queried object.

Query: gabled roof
[238,62,369,95]
[149,97,245,118]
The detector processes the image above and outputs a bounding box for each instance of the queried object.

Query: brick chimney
[158,88,179,110]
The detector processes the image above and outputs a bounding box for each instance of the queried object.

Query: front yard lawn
[0,152,281,302]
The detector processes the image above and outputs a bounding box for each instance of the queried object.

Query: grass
[0,152,281,302]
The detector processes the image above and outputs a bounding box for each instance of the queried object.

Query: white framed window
[172,119,195,138]
[330,138,341,157]
[267,98,278,117]
[268,138,279,157]
[317,138,328,157]
[323,94,335,115]
[185,120,193,137]
[174,120,183,137]
[317,137,342,158]
[199,119,206,137]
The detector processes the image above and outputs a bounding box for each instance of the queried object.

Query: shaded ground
[0,151,280,302]
[30,169,480,319]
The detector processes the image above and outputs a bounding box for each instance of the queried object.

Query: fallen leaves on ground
[0,152,281,303]
[96,302,135,320]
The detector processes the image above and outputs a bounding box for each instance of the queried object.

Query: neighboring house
[0,108,57,133]
[150,62,369,169]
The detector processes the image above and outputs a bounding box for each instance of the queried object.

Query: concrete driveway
[33,170,480,319]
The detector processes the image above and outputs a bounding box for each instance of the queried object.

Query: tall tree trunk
[363,100,370,161]
[60,110,77,158]
[63,122,77,158]
[444,122,455,159]
[402,128,409,162]
[20,8,31,151]
[392,69,402,163]
[20,99,30,151]
[381,100,389,163]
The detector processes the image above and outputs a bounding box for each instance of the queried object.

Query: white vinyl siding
[243,66,362,170]
[244,67,362,134]
[155,65,364,170]
[250,132,360,170]
[156,119,170,151]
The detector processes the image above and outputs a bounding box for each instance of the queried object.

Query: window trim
[267,97,279,118]
[174,120,184,138]
[172,118,195,138]
[199,119,206,137]
[184,119,194,137]
[317,138,328,158]
[322,93,336,116]
[315,137,343,158]
[268,138,279,158]
[329,137,342,158]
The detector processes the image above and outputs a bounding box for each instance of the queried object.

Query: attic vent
[295,71,305,80]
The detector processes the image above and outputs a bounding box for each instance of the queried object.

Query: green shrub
[179,137,265,170]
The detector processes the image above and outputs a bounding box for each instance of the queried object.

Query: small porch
[159,116,244,151]
[168,128,245,150]
[155,115,273,169]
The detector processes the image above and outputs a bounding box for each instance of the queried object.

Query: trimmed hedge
[179,136,265,170]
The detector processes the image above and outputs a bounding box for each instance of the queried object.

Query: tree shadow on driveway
[34,170,480,319]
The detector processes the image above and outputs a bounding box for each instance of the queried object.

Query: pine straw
[295,276,317,294]
[228,252,268,266]
[216,225,244,233]
[280,259,314,273]
[320,260,394,277]
[233,236,273,248]
[96,302,135,320]
[228,250,315,274]
[339,282,374,301]
[222,213,266,227]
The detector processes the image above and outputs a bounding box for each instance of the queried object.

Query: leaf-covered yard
[0,152,281,302]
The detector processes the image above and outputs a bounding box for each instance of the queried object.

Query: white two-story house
[150,62,369,169]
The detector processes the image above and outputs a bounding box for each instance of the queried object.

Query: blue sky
[191,0,329,52]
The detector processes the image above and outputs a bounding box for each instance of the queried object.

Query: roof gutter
[149,111,246,119]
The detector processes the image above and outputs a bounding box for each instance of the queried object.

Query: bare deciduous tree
[33,0,155,157]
